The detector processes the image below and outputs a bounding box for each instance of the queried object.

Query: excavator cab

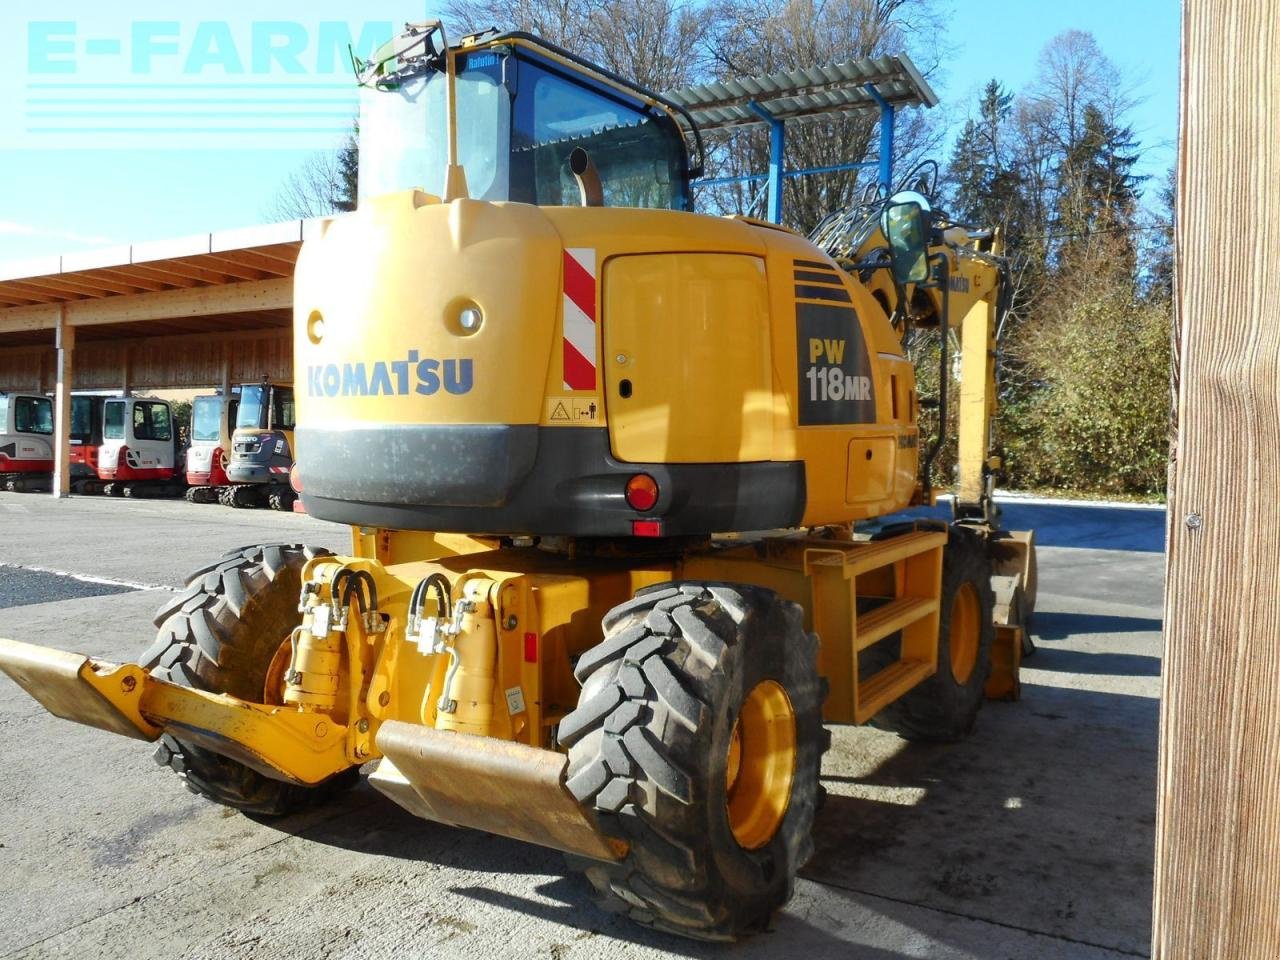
[224,381,297,510]
[356,26,697,210]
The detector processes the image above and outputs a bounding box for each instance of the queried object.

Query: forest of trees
[273,0,1174,498]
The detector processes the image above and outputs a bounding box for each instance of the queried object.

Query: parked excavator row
[0,381,297,508]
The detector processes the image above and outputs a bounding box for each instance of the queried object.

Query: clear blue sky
[0,1,1179,263]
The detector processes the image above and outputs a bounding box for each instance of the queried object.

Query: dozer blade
[0,637,159,740]
[372,720,626,863]
[0,637,351,786]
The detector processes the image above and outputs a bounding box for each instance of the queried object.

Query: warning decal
[796,301,876,425]
[562,248,598,391]
[545,397,600,424]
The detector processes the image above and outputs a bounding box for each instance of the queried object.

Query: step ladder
[804,529,947,724]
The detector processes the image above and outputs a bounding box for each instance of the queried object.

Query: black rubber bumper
[296,425,805,537]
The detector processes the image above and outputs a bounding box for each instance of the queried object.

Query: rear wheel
[559,582,828,940]
[868,525,995,742]
[140,543,356,815]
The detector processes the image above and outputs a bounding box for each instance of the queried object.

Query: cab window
[104,401,125,440]
[237,386,267,430]
[509,56,687,209]
[272,386,296,431]
[191,396,223,443]
[14,396,53,435]
[71,396,99,443]
[133,402,172,442]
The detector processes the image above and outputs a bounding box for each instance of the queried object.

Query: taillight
[631,519,663,538]
[624,473,659,512]
[289,464,303,493]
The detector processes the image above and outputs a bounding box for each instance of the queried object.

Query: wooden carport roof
[0,220,315,345]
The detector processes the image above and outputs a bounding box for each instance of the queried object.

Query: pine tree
[947,80,1032,243]
[1055,104,1144,272]
[332,127,359,212]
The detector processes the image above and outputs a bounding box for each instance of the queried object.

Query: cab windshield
[104,401,125,440]
[13,396,53,435]
[358,42,688,210]
[236,385,294,431]
[192,396,224,443]
[70,396,100,444]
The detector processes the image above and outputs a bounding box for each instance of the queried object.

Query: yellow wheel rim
[263,637,295,705]
[725,680,797,850]
[948,582,981,684]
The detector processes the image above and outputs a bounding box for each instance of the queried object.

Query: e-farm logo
[5,10,407,149]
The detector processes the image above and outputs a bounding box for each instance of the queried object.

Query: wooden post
[1154,2,1280,957]
[220,347,232,398]
[51,310,74,498]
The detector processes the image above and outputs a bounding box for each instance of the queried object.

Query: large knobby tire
[867,525,995,742]
[558,582,828,941]
[139,543,356,816]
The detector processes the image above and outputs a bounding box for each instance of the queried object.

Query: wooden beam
[205,248,296,276]
[65,278,291,327]
[0,304,60,333]
[132,260,239,286]
[198,255,269,281]
[12,274,143,298]
[0,284,67,305]
[1154,3,1280,959]
[0,278,291,333]
[83,266,188,292]
[0,294,47,307]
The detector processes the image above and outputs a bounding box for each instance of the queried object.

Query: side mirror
[882,201,931,285]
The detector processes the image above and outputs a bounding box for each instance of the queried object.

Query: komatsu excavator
[0,25,1034,940]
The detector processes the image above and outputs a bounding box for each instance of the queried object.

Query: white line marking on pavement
[0,563,174,592]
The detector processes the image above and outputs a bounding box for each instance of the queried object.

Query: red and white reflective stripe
[269,466,291,474]
[562,247,597,391]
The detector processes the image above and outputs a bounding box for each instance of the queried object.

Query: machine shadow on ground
[256,625,1159,959]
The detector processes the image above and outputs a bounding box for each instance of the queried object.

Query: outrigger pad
[372,720,626,863]
[0,638,158,740]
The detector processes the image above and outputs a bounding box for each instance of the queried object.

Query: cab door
[127,400,176,474]
[603,253,773,463]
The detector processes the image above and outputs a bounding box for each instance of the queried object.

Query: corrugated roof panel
[662,52,937,133]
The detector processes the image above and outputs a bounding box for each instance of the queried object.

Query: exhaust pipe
[570,147,603,207]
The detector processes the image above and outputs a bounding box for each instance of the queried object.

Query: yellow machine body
[294,198,923,532]
[0,25,1035,923]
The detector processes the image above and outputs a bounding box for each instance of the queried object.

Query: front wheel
[559,582,828,940]
[140,543,357,815]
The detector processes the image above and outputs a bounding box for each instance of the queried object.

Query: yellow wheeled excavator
[0,24,1034,940]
